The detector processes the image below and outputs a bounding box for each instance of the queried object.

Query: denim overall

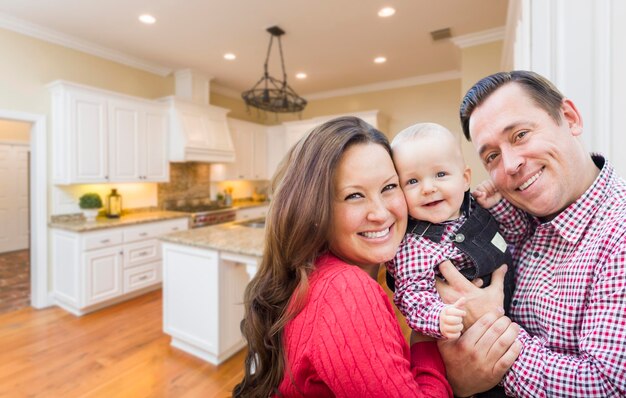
[386,191,515,313]
[386,192,514,397]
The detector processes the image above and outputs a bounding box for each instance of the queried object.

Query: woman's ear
[561,98,584,136]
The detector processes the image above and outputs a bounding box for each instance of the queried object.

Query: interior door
[0,143,29,253]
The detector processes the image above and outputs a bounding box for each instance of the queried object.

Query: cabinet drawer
[124,239,160,268]
[84,230,124,251]
[155,218,189,235]
[123,224,159,243]
[123,262,160,293]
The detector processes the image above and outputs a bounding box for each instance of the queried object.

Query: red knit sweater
[277,253,452,397]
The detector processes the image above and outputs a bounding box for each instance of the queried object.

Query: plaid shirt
[387,215,475,338]
[490,155,626,397]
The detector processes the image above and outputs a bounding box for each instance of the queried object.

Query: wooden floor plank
[0,290,244,397]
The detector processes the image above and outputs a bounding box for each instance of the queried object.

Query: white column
[504,0,626,177]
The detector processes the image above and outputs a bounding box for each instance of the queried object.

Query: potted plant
[79,192,103,222]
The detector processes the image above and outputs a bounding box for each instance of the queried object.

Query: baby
[387,123,513,339]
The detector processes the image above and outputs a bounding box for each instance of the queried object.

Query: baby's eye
[405,178,418,186]
[436,172,447,178]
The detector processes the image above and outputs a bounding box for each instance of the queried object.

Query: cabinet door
[108,98,141,181]
[141,106,169,181]
[69,89,109,183]
[252,129,268,180]
[84,246,123,306]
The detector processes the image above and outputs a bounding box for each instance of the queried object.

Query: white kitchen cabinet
[162,243,256,365]
[235,205,269,221]
[49,80,169,184]
[211,118,268,181]
[52,217,188,316]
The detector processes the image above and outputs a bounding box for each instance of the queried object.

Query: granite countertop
[49,211,190,232]
[232,200,270,209]
[160,220,265,257]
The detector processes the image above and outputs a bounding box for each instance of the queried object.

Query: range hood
[163,69,235,163]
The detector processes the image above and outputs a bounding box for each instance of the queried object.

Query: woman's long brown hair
[232,116,391,397]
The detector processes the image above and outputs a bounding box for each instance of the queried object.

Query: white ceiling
[0,0,508,97]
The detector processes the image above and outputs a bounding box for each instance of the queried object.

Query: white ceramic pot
[82,208,100,222]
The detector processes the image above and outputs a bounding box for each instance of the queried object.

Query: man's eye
[485,153,499,164]
[406,178,418,186]
[515,130,529,141]
[382,183,398,192]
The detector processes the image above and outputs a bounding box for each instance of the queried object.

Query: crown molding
[0,12,172,77]
[451,26,505,49]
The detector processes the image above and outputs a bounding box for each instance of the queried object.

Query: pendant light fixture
[242,26,307,115]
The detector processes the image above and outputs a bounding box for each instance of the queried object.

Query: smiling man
[436,71,626,397]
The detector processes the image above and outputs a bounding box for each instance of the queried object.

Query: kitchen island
[160,220,264,365]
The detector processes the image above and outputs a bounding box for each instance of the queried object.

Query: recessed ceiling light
[378,7,396,17]
[374,56,387,64]
[138,14,156,24]
[296,72,307,79]
[224,53,236,60]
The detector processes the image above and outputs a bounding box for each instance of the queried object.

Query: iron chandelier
[242,26,307,115]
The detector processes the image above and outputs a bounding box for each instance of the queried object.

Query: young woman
[233,116,452,397]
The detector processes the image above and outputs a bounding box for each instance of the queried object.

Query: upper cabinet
[49,81,169,185]
[211,118,268,181]
[266,110,386,179]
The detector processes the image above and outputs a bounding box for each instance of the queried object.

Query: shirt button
[512,299,519,306]
[532,251,540,258]
[454,233,465,243]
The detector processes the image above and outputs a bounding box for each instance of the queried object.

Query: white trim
[0,109,49,308]
[592,0,612,156]
[0,12,172,77]
[451,26,505,49]
[305,70,461,100]
[0,140,29,146]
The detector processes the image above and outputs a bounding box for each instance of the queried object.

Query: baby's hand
[472,180,502,209]
[440,297,466,339]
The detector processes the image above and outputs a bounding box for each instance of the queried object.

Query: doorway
[0,110,47,311]
[0,125,31,313]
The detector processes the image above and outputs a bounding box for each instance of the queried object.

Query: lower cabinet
[162,243,258,365]
[52,218,188,315]
[235,205,269,221]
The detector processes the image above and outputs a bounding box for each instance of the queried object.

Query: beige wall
[0,119,31,142]
[458,41,504,185]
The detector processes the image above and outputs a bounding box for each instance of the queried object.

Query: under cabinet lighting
[374,56,387,64]
[378,7,396,17]
[295,72,307,79]
[139,14,156,24]
[224,53,236,60]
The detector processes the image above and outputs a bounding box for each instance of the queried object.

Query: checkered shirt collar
[540,154,612,243]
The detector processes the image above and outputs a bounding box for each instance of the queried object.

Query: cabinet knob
[139,232,148,237]
[119,251,123,255]
[100,239,110,244]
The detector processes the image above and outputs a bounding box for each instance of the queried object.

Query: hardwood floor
[0,249,30,314]
[0,290,245,398]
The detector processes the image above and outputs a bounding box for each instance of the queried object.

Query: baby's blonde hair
[391,122,459,148]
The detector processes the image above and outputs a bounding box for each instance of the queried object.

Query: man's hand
[440,297,466,339]
[436,261,505,328]
[472,180,502,209]
[438,311,522,397]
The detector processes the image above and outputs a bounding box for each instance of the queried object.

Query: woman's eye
[406,178,418,186]
[436,171,447,178]
[382,183,398,192]
[344,192,364,200]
